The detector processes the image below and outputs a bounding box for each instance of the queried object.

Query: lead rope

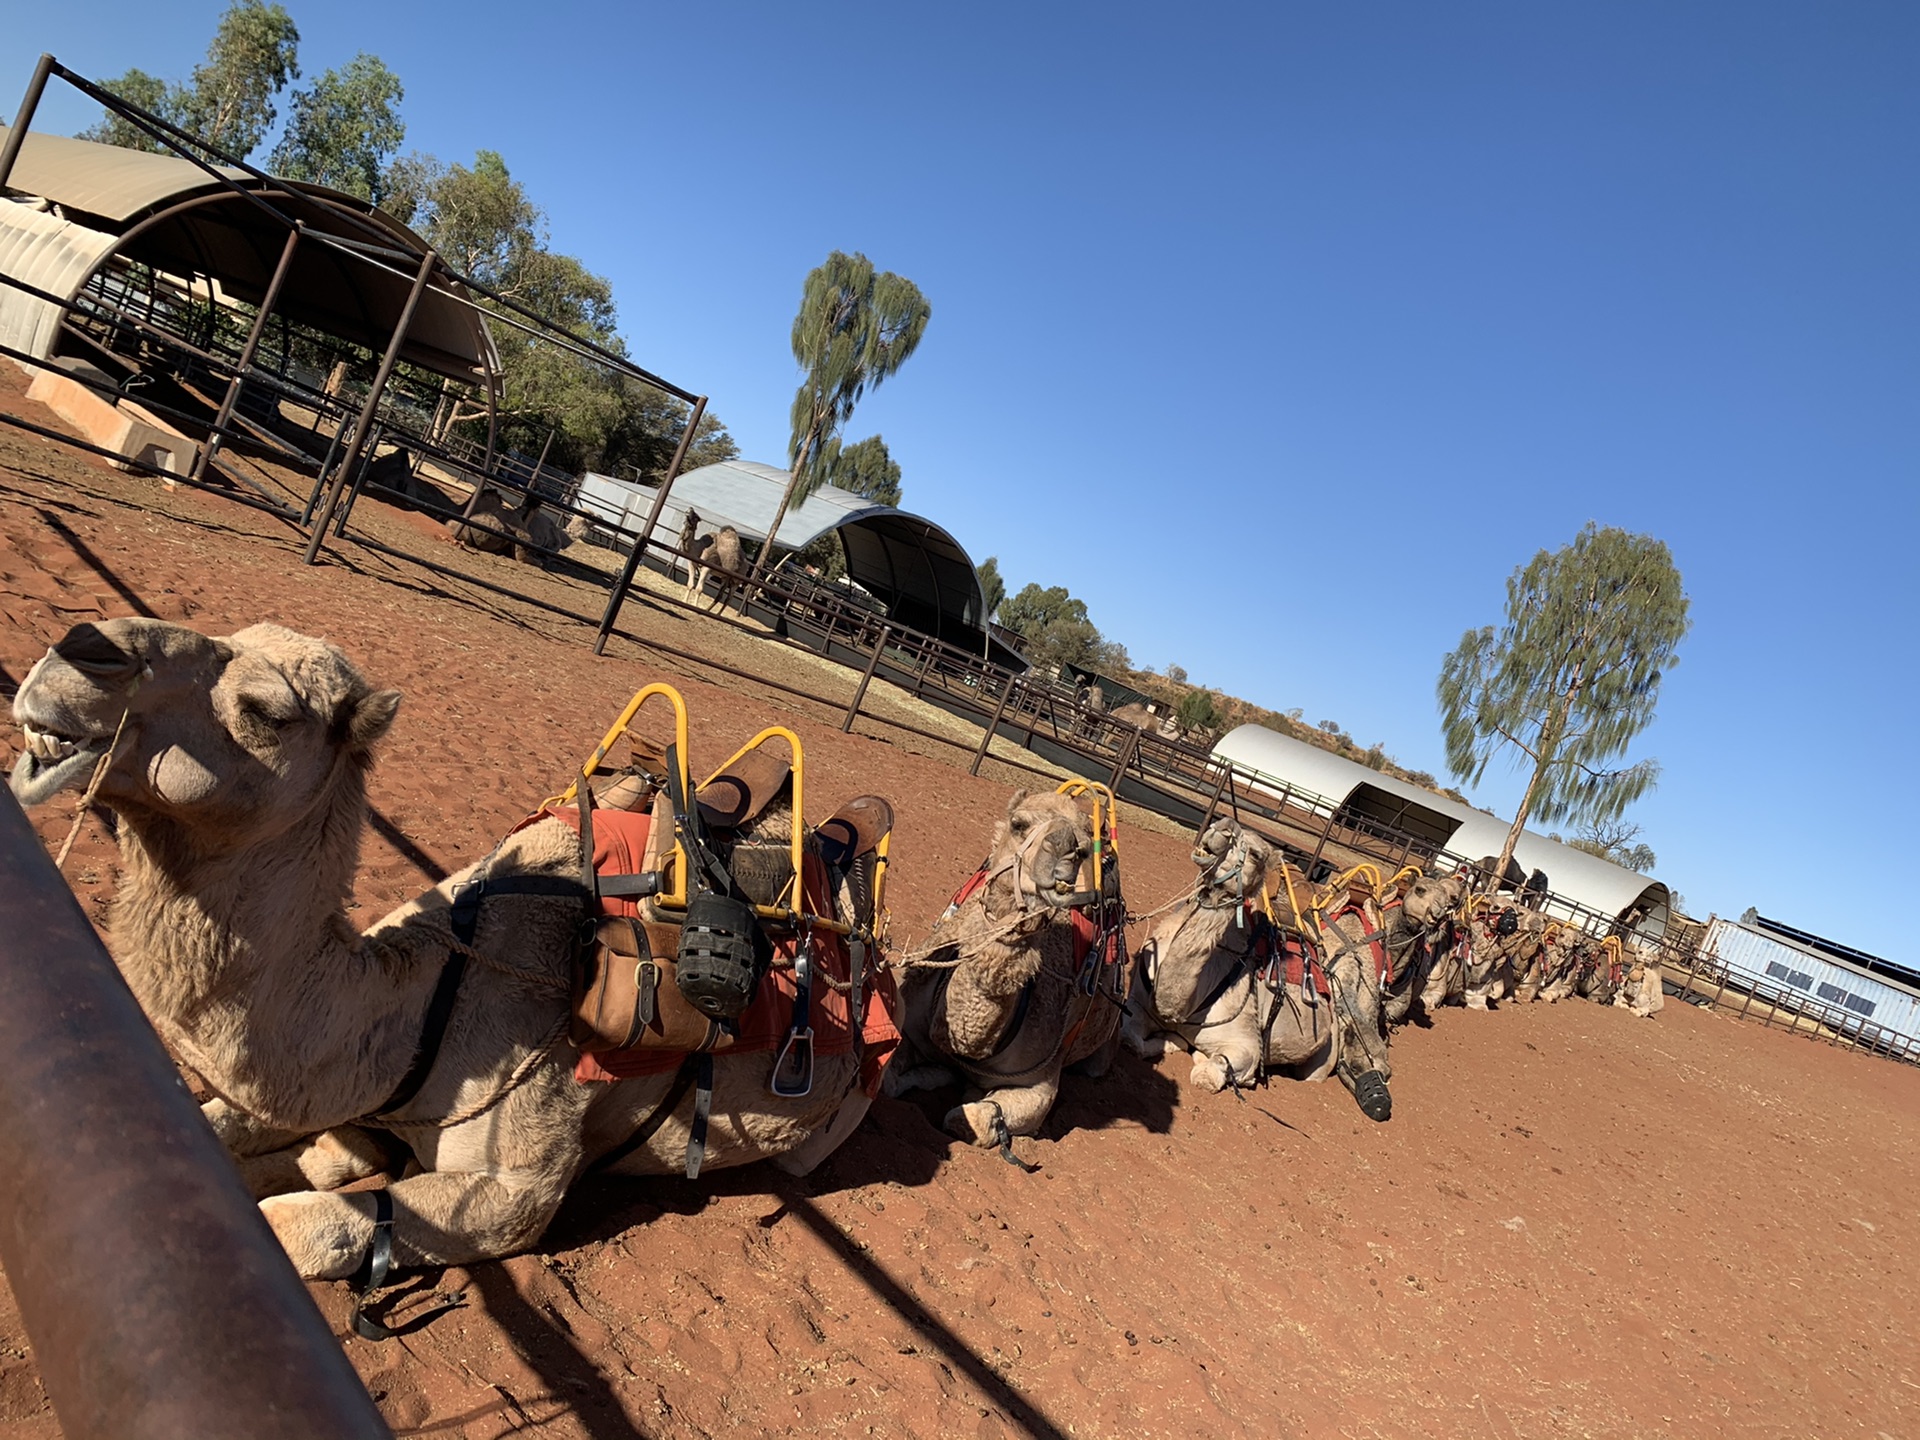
[52,705,131,872]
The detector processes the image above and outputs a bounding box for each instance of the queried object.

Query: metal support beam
[0,793,391,1440]
[592,395,706,656]
[303,247,437,564]
[0,54,54,192]
[187,224,302,490]
[843,624,892,732]
[970,673,1018,777]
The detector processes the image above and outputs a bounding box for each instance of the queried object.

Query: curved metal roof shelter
[0,124,499,382]
[632,459,989,647]
[1213,723,1672,934]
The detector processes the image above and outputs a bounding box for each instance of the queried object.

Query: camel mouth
[10,722,111,807]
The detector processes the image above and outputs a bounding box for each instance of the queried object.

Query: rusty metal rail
[0,791,391,1440]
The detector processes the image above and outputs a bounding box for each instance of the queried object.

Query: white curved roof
[1213,723,1671,931]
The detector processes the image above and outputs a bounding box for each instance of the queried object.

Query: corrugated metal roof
[0,199,119,358]
[0,124,499,383]
[0,125,248,223]
[1703,916,1920,1042]
[1211,723,1671,928]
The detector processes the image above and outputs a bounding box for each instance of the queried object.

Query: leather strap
[590,1053,700,1173]
[351,1188,398,1341]
[686,1052,714,1179]
[373,873,483,1118]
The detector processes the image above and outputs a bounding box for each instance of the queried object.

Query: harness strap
[372,873,483,1119]
[351,1189,398,1341]
[591,1053,702,1173]
[686,1052,714,1179]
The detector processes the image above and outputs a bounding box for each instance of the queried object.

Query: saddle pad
[533,806,900,1094]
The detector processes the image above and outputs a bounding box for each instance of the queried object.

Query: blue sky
[8,2,1917,959]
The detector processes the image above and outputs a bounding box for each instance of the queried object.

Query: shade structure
[1212,723,1673,934]
[579,459,991,651]
[0,124,498,384]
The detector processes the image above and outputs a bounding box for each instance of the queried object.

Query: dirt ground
[2,369,1918,1439]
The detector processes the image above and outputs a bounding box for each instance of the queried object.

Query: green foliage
[1564,818,1658,873]
[77,1,299,161]
[1438,522,1690,879]
[1177,689,1220,733]
[784,251,929,513]
[824,435,903,507]
[998,582,1105,671]
[178,0,301,159]
[976,557,1006,620]
[77,68,179,152]
[268,53,404,202]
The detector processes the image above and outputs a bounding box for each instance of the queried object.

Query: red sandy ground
[2,368,1918,1439]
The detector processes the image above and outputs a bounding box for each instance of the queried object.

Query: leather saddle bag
[571,914,738,1055]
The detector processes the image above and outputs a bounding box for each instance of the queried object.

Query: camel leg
[260,1168,570,1280]
[882,1061,956,1097]
[236,1128,397,1200]
[770,1091,874,1177]
[1071,1022,1123,1080]
[948,1073,1059,1145]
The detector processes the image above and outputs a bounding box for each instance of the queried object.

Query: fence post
[0,792,391,1440]
[303,247,437,564]
[593,396,706,656]
[970,672,1018,777]
[843,624,891,732]
[188,224,301,491]
[0,54,54,192]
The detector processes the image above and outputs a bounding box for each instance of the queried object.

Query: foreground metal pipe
[0,792,391,1440]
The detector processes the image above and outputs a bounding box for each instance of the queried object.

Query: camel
[1109,701,1155,730]
[446,486,571,565]
[1615,944,1665,1017]
[885,788,1128,1150]
[686,525,744,610]
[9,619,884,1280]
[673,507,703,586]
[1123,820,1394,1121]
[1377,868,1468,1024]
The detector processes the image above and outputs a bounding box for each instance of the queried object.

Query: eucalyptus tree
[976,556,1007,621]
[79,0,299,160]
[269,53,405,203]
[761,252,929,576]
[1437,523,1690,888]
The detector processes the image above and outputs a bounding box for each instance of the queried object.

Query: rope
[52,706,131,872]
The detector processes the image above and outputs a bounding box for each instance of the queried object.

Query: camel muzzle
[1352,1070,1393,1122]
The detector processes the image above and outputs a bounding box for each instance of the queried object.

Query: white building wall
[1701,917,1920,1044]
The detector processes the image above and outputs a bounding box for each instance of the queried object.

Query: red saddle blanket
[526,806,900,1094]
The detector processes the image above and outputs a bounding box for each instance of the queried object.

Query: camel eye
[1010,817,1030,835]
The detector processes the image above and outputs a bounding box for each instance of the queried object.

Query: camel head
[1401,871,1467,929]
[10,619,400,849]
[1188,818,1269,906]
[989,789,1093,912]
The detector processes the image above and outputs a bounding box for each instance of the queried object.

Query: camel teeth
[20,724,80,762]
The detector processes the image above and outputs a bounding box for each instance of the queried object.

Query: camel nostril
[53,623,138,679]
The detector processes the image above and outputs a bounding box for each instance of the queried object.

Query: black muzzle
[675,891,770,1021]
[1352,1069,1393,1122]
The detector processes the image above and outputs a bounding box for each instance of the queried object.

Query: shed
[0,124,499,386]
[580,460,992,652]
[1211,723,1672,933]
[1700,914,1920,1046]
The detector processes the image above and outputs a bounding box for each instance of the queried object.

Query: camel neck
[109,761,418,1126]
[1149,899,1242,1019]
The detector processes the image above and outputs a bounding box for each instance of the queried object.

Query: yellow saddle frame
[541,682,887,937]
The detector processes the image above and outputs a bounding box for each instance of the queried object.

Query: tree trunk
[1491,660,1584,893]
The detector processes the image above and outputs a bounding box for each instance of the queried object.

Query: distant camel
[687,525,745,611]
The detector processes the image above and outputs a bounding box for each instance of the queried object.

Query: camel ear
[1004,788,1031,823]
[347,689,401,751]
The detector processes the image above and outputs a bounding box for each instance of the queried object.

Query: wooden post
[842,624,891,732]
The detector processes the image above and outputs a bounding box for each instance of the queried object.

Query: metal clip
[770,925,815,1098]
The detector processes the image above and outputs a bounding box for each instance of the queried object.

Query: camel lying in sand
[447,487,571,564]
[1123,819,1395,1121]
[10,619,883,1279]
[886,789,1128,1149]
